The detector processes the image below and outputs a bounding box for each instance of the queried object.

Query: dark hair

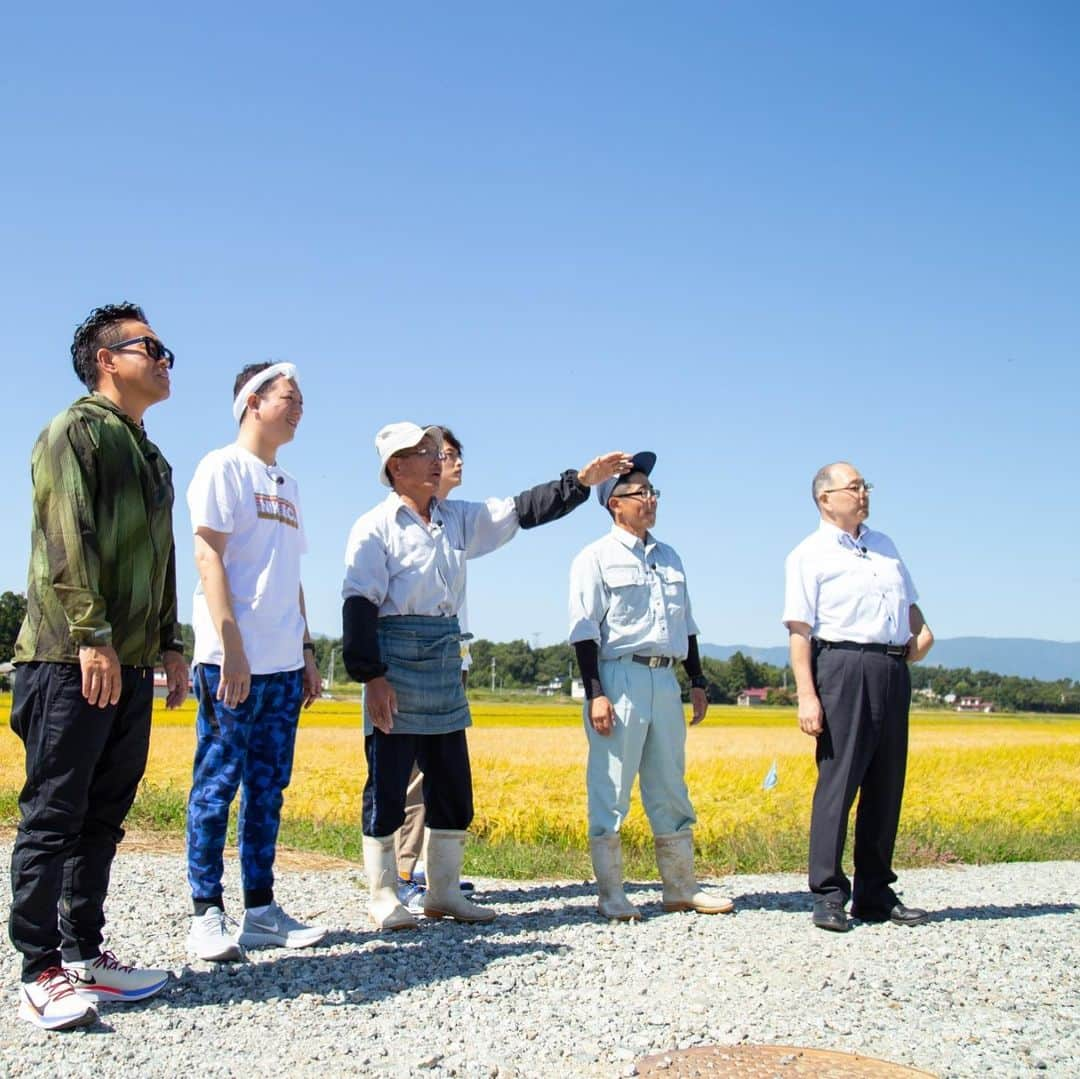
[71,302,148,390]
[233,362,288,423]
[426,426,462,456]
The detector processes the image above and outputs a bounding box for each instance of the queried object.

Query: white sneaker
[238,902,327,949]
[64,950,169,1002]
[18,968,97,1031]
[187,907,244,962]
[397,879,427,916]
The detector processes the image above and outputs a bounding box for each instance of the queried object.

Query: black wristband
[690,674,708,690]
[302,642,315,653]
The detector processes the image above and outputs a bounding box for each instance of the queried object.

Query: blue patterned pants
[186,664,303,908]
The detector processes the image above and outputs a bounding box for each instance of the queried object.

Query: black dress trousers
[808,646,911,907]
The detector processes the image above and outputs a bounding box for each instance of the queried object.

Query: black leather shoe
[812,900,849,932]
[851,902,929,926]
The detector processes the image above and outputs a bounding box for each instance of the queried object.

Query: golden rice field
[1,694,1077,877]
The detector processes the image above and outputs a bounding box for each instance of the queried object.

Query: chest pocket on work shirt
[604,566,649,628]
[653,565,686,615]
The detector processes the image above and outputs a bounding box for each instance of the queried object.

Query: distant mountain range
[700,637,1080,682]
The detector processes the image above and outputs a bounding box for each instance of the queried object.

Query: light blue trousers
[585,658,696,837]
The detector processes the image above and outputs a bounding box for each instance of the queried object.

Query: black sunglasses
[109,336,175,369]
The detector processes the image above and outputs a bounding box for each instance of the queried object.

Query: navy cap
[595,451,657,510]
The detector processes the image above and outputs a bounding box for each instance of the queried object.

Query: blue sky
[2,3,1077,648]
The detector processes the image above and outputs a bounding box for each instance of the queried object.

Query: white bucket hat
[375,422,444,487]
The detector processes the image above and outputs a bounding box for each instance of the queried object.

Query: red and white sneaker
[64,951,170,1003]
[18,967,97,1031]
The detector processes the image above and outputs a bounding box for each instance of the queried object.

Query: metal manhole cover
[635,1044,936,1077]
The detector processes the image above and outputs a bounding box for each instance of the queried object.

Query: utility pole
[327,647,336,690]
[491,656,496,693]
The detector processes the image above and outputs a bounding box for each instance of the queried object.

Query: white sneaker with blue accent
[19,967,97,1030]
[64,951,169,1003]
[238,902,327,949]
[397,878,427,915]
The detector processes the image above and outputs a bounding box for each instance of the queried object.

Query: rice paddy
[1,694,1076,878]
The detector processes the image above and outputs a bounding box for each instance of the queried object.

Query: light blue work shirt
[568,525,700,660]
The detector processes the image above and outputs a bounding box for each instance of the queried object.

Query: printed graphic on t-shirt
[254,493,300,529]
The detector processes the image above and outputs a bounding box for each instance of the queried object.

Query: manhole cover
[635,1044,936,1077]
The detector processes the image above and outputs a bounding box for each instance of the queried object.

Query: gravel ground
[0,845,1075,1078]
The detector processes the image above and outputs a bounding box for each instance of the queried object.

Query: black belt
[815,640,908,658]
[631,654,675,669]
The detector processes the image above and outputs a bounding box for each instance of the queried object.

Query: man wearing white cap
[184,362,326,961]
[569,453,732,921]
[343,423,630,930]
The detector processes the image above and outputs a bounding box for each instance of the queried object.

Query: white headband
[232,362,299,423]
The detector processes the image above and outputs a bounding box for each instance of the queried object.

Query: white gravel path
[0,847,1075,1078]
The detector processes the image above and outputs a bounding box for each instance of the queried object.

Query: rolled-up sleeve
[342,516,390,606]
[782,548,817,628]
[568,549,607,645]
[463,496,520,559]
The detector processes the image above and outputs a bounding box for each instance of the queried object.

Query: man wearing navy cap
[569,453,732,921]
[783,461,934,932]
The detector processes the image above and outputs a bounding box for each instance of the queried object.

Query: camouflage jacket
[15,394,183,666]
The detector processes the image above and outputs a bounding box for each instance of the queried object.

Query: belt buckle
[885,644,907,658]
[649,656,662,669]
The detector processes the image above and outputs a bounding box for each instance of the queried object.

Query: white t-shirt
[187,443,308,674]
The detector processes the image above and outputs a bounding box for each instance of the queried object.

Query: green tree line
[1,589,1075,712]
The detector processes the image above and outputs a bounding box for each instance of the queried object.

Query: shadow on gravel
[728,890,809,912]
[927,902,1078,922]
[159,936,569,1011]
[478,881,597,902]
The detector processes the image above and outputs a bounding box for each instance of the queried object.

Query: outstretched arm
[514,452,633,529]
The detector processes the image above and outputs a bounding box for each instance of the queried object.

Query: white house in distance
[737,687,769,707]
[956,695,995,713]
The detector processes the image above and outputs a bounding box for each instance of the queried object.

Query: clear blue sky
[2,3,1078,648]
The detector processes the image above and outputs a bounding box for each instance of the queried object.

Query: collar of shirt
[386,490,440,532]
[609,523,654,554]
[816,518,872,553]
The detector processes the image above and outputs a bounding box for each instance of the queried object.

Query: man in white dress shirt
[569,452,732,921]
[783,461,934,933]
[343,422,629,930]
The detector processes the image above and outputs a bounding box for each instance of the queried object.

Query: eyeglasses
[613,486,660,501]
[396,447,446,462]
[108,336,175,369]
[823,481,873,495]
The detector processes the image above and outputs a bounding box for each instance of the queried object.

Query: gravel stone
[0,845,1076,1077]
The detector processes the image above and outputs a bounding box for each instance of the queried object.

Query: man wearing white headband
[184,362,326,961]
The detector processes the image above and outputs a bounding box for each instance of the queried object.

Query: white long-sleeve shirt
[342,492,519,616]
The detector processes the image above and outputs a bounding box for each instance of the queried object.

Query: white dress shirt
[782,520,918,646]
[342,492,519,616]
[569,525,700,660]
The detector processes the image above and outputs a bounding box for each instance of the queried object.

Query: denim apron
[364,615,470,735]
